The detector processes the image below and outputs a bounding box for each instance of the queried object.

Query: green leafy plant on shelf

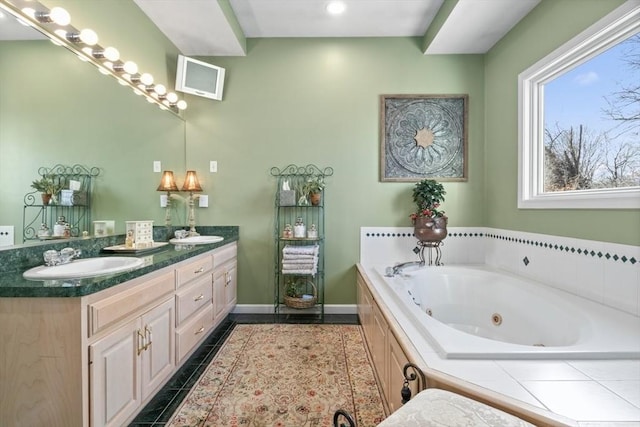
[409,178,446,221]
[30,176,62,195]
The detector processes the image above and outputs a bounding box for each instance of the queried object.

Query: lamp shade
[157,170,179,192]
[182,170,202,192]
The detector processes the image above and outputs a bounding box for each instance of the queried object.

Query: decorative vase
[309,191,322,206]
[41,193,52,205]
[414,216,448,242]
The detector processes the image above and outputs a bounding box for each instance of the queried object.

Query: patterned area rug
[167,324,386,427]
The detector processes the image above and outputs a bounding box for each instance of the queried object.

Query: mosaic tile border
[363,231,485,238]
[362,228,637,266]
[485,232,637,265]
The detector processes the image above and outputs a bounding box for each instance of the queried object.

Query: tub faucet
[384,261,424,277]
[43,247,82,266]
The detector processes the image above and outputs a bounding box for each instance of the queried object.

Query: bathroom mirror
[0,5,186,246]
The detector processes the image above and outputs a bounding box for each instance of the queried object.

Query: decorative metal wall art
[380,94,468,182]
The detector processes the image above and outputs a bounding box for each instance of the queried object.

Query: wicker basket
[284,280,317,309]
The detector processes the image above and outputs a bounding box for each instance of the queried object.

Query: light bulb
[49,7,70,25]
[103,47,119,62]
[177,100,187,110]
[166,92,178,103]
[153,84,166,96]
[79,29,98,45]
[123,61,138,75]
[326,1,346,15]
[54,29,66,39]
[140,73,154,86]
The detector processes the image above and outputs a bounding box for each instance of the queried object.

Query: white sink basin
[23,257,145,280]
[169,235,224,245]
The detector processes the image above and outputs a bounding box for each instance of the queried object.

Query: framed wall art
[380,94,468,182]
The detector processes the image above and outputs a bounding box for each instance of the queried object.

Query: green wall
[1,0,636,307]
[184,38,485,305]
[0,0,185,239]
[484,0,638,245]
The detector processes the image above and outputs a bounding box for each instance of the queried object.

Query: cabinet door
[388,331,411,413]
[224,261,237,311]
[371,303,388,400]
[141,298,175,400]
[357,275,373,345]
[213,268,226,321]
[90,317,141,427]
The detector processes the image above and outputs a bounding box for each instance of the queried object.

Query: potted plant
[303,175,325,206]
[31,176,61,205]
[410,179,448,242]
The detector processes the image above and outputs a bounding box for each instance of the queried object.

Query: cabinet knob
[195,326,205,335]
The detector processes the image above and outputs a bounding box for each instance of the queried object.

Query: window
[518,2,640,209]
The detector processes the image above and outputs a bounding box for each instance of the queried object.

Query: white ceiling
[135,0,541,56]
[0,0,541,55]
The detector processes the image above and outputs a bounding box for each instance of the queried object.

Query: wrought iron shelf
[271,164,333,320]
[23,164,99,241]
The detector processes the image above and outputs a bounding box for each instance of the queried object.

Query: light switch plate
[160,194,167,207]
[199,195,209,207]
[210,161,217,173]
[153,161,161,173]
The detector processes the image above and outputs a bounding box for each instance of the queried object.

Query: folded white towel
[283,245,319,255]
[282,256,318,264]
[282,263,316,270]
[282,268,317,276]
[282,254,316,261]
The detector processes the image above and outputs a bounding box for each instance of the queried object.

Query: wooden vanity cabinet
[89,297,174,427]
[213,243,237,322]
[357,268,412,414]
[0,242,238,427]
[175,254,215,364]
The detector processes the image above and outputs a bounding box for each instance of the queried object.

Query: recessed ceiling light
[326,1,346,15]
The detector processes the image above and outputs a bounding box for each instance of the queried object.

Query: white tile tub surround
[360,227,639,317]
[359,226,486,266]
[360,227,640,424]
[484,229,639,317]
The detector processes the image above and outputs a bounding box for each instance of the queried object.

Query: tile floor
[128,313,359,426]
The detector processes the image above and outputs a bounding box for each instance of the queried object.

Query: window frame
[518,1,640,209]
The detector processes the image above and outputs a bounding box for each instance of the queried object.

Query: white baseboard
[232,304,272,314]
[232,304,357,315]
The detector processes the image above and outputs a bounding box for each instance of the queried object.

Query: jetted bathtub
[377,265,640,359]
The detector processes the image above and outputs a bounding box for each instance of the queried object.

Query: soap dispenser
[293,217,306,238]
[53,216,67,237]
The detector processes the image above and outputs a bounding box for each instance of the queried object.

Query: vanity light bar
[0,0,187,114]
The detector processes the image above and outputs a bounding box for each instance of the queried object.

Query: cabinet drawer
[213,243,237,269]
[88,271,174,336]
[175,305,213,363]
[175,274,212,325]
[175,255,213,289]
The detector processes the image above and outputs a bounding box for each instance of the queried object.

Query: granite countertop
[0,226,238,298]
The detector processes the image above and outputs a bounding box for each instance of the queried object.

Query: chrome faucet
[43,247,82,266]
[384,260,424,277]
